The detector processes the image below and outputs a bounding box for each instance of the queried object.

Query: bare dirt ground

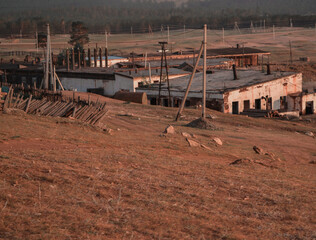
[0,99,315,239]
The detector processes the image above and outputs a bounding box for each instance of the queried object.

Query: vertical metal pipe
[88,48,91,67]
[72,48,75,70]
[83,49,86,68]
[99,48,102,67]
[78,48,81,70]
[94,48,97,68]
[105,48,108,68]
[66,49,69,71]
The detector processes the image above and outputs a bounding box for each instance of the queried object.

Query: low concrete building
[58,68,190,97]
[136,69,315,115]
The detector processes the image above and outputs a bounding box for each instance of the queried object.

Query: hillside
[0,98,315,239]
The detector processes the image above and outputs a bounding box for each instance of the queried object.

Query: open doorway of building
[243,100,250,110]
[232,101,239,114]
[266,97,272,110]
[280,96,287,110]
[306,101,314,114]
[255,99,261,109]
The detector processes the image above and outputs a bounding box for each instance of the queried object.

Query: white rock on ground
[164,125,175,134]
[181,132,191,138]
[186,138,200,147]
[305,131,314,137]
[213,137,223,146]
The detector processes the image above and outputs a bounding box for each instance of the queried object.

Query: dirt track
[0,99,315,239]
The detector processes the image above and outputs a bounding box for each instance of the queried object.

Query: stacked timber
[11,97,107,126]
[1,87,108,128]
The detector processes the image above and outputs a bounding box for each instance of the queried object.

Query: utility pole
[289,40,293,64]
[250,21,255,33]
[222,28,225,44]
[131,26,133,38]
[202,24,207,120]
[145,52,147,68]
[234,22,241,34]
[273,25,275,40]
[158,41,171,106]
[105,30,108,49]
[148,63,152,83]
[167,26,170,43]
[184,24,186,39]
[35,27,38,53]
[263,19,266,32]
[44,24,50,89]
[290,18,293,28]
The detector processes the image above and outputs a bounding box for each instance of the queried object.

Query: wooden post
[202,24,207,120]
[72,48,75,70]
[99,48,102,67]
[66,49,70,71]
[78,48,81,70]
[289,40,293,64]
[105,48,108,68]
[83,49,86,68]
[88,48,91,67]
[94,48,97,67]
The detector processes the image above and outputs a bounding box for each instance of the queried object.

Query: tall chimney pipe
[83,49,86,68]
[66,49,69,71]
[88,48,91,67]
[94,48,97,68]
[267,64,271,75]
[105,48,108,68]
[78,48,81,70]
[233,64,238,80]
[99,48,103,68]
[72,48,75,70]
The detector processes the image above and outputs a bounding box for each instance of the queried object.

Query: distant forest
[0,0,315,36]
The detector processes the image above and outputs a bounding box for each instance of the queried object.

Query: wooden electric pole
[202,24,207,120]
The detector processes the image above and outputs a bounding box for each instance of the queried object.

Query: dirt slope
[0,101,315,239]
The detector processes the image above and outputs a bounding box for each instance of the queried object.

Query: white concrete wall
[224,73,302,114]
[114,75,135,93]
[59,77,116,96]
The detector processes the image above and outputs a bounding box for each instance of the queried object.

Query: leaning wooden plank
[87,109,104,124]
[75,105,90,119]
[3,86,12,110]
[53,102,73,117]
[92,110,108,125]
[25,95,33,113]
[7,88,14,108]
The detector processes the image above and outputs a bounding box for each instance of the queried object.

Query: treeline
[0,0,315,36]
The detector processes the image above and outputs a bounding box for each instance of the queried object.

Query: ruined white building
[137,69,316,115]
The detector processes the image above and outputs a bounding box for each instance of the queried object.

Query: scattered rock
[213,137,223,146]
[230,158,253,165]
[104,128,114,135]
[186,138,200,147]
[309,160,316,164]
[265,152,281,161]
[181,132,191,138]
[164,125,175,134]
[186,117,217,130]
[253,146,264,155]
[207,114,218,119]
[201,144,212,151]
[305,131,314,138]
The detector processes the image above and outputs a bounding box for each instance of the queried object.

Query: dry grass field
[0,99,315,239]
